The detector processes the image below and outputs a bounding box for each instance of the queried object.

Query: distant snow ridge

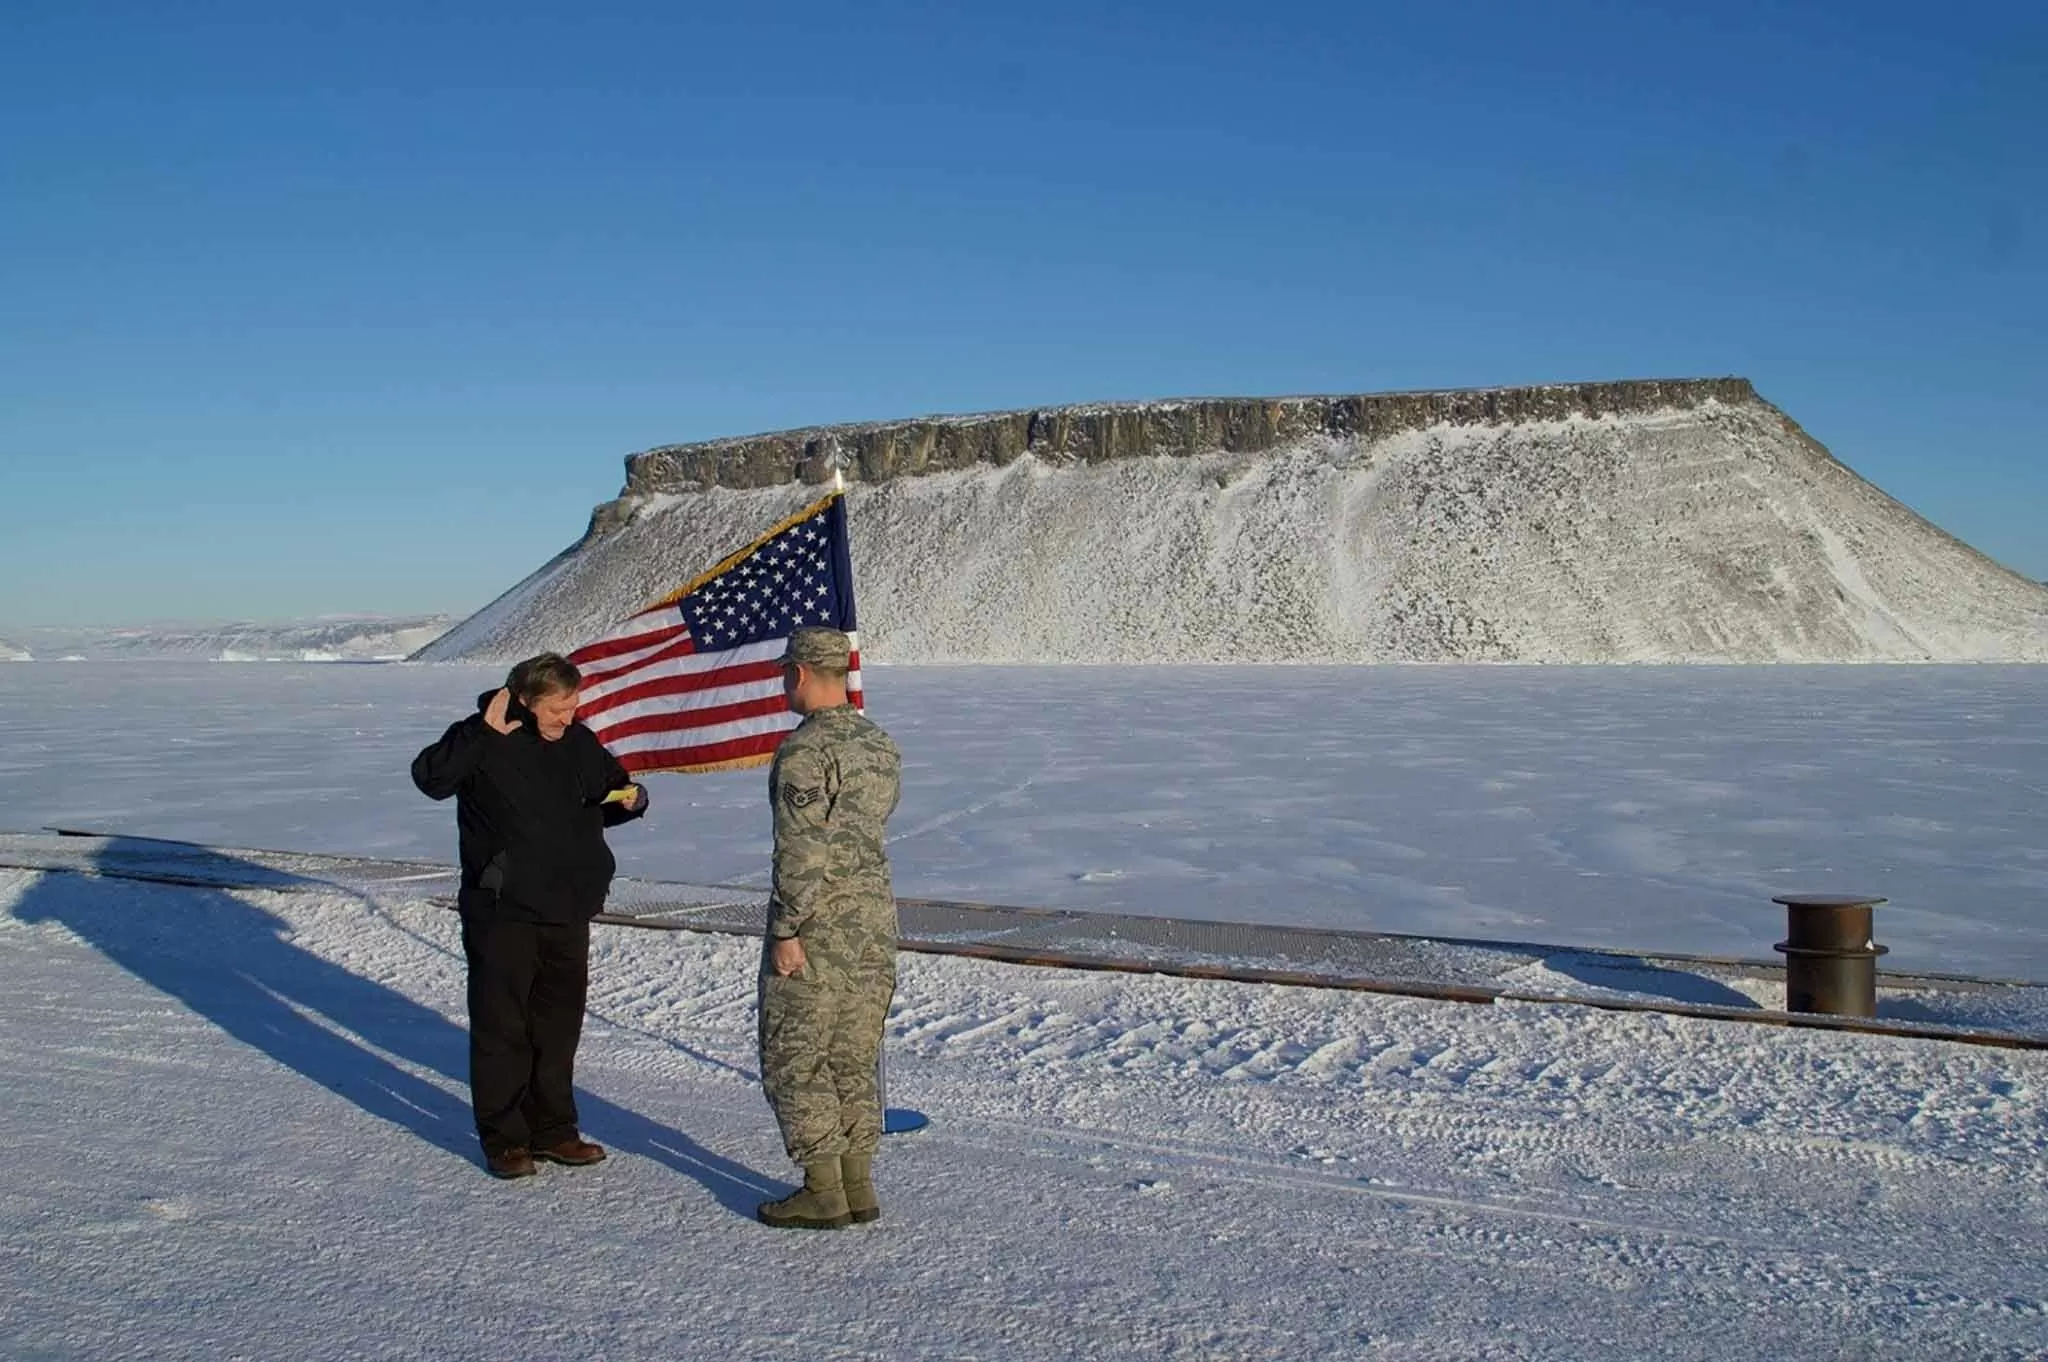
[416,379,2048,664]
[24,616,453,663]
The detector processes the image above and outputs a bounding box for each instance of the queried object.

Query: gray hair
[506,653,581,704]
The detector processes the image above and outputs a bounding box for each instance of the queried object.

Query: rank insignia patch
[782,783,824,809]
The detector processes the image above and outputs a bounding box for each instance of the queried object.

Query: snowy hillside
[416,380,2048,664]
[12,615,452,662]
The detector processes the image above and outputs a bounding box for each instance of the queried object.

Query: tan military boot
[840,1153,880,1224]
[757,1161,851,1230]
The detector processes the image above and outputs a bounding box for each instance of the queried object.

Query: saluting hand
[483,688,523,735]
[770,937,807,977]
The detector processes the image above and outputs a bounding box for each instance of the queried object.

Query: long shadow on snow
[10,837,776,1218]
[1539,951,1759,1009]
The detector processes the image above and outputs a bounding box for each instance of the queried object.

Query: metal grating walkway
[9,829,2046,1050]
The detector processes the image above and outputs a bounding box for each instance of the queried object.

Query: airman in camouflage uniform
[756,626,902,1230]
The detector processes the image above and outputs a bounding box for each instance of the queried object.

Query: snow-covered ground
[5,861,2045,1360]
[5,662,2047,1358]
[3,662,2043,976]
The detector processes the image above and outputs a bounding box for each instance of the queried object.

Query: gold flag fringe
[633,752,777,776]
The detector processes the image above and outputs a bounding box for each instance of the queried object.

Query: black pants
[460,916,591,1154]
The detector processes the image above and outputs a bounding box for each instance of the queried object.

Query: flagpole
[830,452,926,1137]
[833,451,856,710]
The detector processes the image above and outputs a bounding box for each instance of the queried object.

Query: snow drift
[415,379,2048,664]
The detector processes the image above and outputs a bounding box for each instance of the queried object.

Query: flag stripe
[575,631,693,686]
[599,690,793,745]
[578,640,785,716]
[579,638,715,702]
[569,617,685,668]
[589,668,783,727]
[605,709,801,759]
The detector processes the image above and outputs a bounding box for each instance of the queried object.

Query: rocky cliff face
[417,380,2048,665]
[596,378,1758,521]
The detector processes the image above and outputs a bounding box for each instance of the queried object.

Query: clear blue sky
[2,0,2042,627]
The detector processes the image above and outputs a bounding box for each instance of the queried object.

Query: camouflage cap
[780,625,852,669]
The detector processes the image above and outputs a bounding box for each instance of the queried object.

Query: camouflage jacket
[767,704,902,940]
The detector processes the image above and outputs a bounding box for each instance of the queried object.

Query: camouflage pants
[757,924,897,1165]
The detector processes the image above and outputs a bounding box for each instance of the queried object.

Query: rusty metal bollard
[1772,894,1888,1017]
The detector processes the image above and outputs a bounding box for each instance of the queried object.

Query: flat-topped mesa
[418,373,2048,665]
[610,377,1760,508]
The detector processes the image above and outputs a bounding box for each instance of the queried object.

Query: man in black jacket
[412,652,648,1179]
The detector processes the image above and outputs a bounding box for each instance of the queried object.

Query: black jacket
[411,691,648,923]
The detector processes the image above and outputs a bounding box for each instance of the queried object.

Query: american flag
[569,492,862,774]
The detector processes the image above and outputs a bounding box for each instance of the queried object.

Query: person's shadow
[10,836,777,1217]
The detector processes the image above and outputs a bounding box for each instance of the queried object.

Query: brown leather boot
[840,1153,880,1224]
[757,1161,851,1230]
[485,1146,537,1180]
[535,1135,607,1167]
